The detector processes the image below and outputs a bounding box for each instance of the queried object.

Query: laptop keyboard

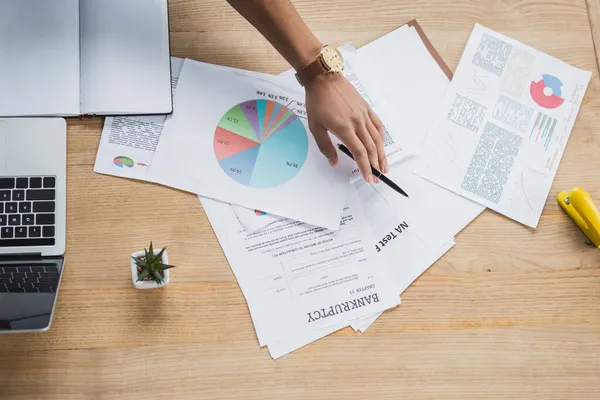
[0,264,59,293]
[0,177,56,248]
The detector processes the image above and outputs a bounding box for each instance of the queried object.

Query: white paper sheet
[237,189,400,337]
[203,173,458,356]
[347,177,453,331]
[354,238,455,332]
[200,189,401,357]
[231,205,280,232]
[147,59,352,230]
[415,24,591,228]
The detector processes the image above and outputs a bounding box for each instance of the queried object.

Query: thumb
[309,122,338,167]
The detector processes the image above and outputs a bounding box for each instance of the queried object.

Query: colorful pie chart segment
[214,100,308,189]
[530,74,565,109]
[113,156,135,168]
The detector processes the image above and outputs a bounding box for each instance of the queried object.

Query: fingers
[355,123,380,183]
[366,117,388,174]
[344,132,373,183]
[367,109,388,173]
[368,108,385,141]
[309,121,338,167]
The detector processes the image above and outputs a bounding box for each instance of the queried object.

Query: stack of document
[93,21,589,358]
[93,21,481,357]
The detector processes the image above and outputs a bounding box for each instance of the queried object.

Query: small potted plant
[131,242,176,289]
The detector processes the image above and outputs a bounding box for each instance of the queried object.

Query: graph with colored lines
[530,112,557,151]
[214,99,308,189]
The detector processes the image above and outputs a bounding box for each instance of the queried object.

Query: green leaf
[158,263,176,271]
[155,247,166,263]
[137,269,150,281]
[149,242,154,257]
[153,270,164,284]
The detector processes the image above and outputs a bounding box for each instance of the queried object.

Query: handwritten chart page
[415,24,591,228]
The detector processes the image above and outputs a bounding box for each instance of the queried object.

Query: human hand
[305,73,388,183]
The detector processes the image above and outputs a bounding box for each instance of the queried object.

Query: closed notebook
[0,0,172,117]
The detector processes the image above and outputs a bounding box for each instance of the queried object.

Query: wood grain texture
[587,0,600,71]
[1,0,599,399]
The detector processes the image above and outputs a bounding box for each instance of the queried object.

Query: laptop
[0,118,67,332]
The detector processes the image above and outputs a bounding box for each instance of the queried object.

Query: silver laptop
[0,118,67,332]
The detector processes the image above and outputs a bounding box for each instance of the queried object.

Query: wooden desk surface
[1,0,599,398]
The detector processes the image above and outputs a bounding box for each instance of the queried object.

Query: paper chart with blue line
[530,112,557,151]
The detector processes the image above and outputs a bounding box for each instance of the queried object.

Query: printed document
[348,177,455,331]
[415,24,591,227]
[353,238,455,332]
[202,177,454,355]
[200,189,400,356]
[146,59,352,230]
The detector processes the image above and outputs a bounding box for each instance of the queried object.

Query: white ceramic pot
[131,249,170,289]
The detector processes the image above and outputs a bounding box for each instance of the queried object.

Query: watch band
[295,52,328,87]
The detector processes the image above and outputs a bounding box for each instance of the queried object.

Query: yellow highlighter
[558,188,600,248]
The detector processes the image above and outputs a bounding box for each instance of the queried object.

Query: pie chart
[214,99,308,188]
[530,74,565,109]
[114,156,135,168]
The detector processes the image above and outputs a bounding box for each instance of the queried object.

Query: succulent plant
[132,242,175,285]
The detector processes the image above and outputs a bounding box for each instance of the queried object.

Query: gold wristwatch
[295,45,344,87]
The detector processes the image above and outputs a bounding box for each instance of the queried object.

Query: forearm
[226,0,322,71]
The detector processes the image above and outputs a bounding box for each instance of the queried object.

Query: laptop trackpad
[0,294,56,331]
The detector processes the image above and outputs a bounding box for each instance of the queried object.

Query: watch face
[322,46,344,72]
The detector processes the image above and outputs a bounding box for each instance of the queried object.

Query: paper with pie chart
[414,23,591,228]
[214,99,308,188]
[147,58,351,230]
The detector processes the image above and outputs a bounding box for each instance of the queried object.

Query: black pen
[337,144,409,198]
